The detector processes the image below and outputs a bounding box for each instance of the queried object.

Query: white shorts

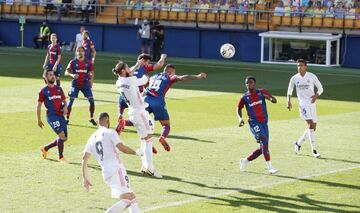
[299,104,317,122]
[129,110,154,138]
[105,168,132,198]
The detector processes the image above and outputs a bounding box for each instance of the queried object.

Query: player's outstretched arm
[116,143,143,156]
[265,95,277,104]
[82,152,92,192]
[37,102,45,128]
[177,72,207,81]
[153,54,167,70]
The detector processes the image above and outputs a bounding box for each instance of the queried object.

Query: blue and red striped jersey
[38,85,66,116]
[238,89,272,123]
[145,72,178,98]
[82,39,95,61]
[67,59,94,88]
[47,43,61,65]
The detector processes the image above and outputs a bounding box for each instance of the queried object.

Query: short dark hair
[245,76,256,83]
[164,64,175,71]
[138,53,151,61]
[76,46,85,52]
[297,59,307,66]
[112,61,126,75]
[98,112,109,122]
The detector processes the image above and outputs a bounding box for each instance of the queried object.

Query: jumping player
[38,69,68,162]
[42,33,62,86]
[143,64,207,152]
[287,59,324,158]
[65,46,96,126]
[116,53,167,134]
[113,60,162,178]
[238,76,278,174]
[82,112,142,213]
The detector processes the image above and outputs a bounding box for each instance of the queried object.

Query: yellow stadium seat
[132,10,140,19]
[322,17,333,28]
[281,16,291,26]
[333,18,343,28]
[159,11,168,20]
[178,11,187,21]
[236,14,245,24]
[207,13,216,22]
[3,5,13,14]
[292,16,300,26]
[122,9,132,19]
[226,13,235,24]
[354,19,360,28]
[197,12,206,22]
[187,12,196,22]
[302,17,312,27]
[272,16,282,26]
[219,13,226,22]
[168,11,178,21]
[312,17,322,27]
[344,18,354,29]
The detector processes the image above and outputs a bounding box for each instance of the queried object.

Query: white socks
[128,200,141,213]
[105,199,130,213]
[297,130,308,146]
[308,129,317,151]
[141,138,154,171]
[265,161,272,169]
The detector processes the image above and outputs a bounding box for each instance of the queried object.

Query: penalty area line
[143,165,360,212]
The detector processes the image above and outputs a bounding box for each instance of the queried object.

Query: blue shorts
[68,85,93,98]
[141,38,151,47]
[249,121,269,145]
[47,115,67,136]
[118,95,129,109]
[144,95,169,121]
[47,64,62,77]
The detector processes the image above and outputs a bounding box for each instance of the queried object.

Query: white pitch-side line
[143,165,360,212]
[1,52,360,78]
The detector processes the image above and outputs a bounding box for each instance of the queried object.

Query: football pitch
[0,47,359,212]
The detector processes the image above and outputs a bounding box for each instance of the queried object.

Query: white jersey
[116,75,148,113]
[75,33,83,49]
[287,72,324,106]
[84,126,124,180]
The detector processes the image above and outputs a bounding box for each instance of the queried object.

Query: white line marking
[143,165,360,212]
[0,52,360,78]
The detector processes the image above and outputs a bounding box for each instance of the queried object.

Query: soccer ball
[220,43,235,59]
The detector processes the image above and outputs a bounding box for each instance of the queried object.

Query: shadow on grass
[244,171,360,190]
[168,189,360,212]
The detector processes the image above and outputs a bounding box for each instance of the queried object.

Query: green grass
[0,47,360,212]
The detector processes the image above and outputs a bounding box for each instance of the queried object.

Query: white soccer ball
[220,43,235,59]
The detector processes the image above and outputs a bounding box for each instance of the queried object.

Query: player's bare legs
[88,97,96,126]
[41,131,67,162]
[105,192,140,213]
[66,97,75,123]
[159,119,171,152]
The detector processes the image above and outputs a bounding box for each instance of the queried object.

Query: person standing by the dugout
[152,22,164,61]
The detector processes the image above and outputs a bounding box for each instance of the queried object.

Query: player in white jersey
[82,112,142,213]
[287,59,324,158]
[113,60,162,178]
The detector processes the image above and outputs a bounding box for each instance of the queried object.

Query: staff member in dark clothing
[152,22,164,61]
[33,22,51,49]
